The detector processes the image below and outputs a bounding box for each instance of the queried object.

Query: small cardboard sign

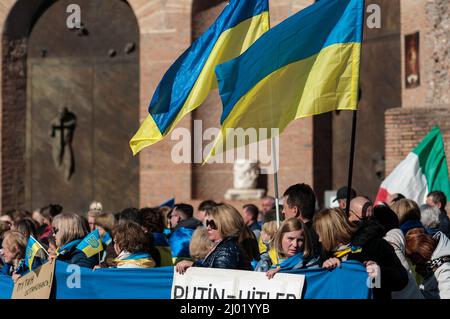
[11,261,55,299]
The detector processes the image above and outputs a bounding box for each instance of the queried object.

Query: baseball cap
[333,186,357,202]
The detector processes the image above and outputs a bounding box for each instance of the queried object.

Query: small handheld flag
[76,229,104,258]
[25,235,48,271]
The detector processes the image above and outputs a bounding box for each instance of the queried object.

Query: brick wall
[385,107,450,175]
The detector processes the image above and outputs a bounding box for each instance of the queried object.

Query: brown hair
[0,221,11,239]
[112,221,150,254]
[405,231,437,264]
[3,230,27,259]
[313,208,356,252]
[15,218,38,239]
[391,199,421,224]
[94,212,116,233]
[274,218,311,259]
[189,226,213,260]
[140,207,165,233]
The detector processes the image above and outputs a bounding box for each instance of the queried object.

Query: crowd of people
[0,184,449,299]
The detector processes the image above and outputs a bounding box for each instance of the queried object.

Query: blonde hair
[205,204,245,238]
[89,201,103,212]
[94,212,116,233]
[3,230,27,259]
[52,213,88,246]
[391,199,420,224]
[189,226,213,260]
[273,218,311,259]
[160,206,172,229]
[261,221,278,245]
[313,208,356,252]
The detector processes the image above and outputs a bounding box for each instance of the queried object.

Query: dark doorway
[22,0,139,213]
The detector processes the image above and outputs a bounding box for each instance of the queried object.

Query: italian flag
[375,126,450,206]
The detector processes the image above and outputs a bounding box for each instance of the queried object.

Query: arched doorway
[3,0,140,212]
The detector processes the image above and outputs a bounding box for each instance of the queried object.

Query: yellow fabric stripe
[114,258,156,268]
[129,12,270,155]
[207,42,361,159]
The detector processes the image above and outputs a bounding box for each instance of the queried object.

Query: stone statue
[51,107,77,181]
[225,159,265,200]
[233,159,259,189]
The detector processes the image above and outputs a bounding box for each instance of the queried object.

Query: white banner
[172,267,305,299]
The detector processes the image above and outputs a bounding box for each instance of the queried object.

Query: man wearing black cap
[333,186,357,210]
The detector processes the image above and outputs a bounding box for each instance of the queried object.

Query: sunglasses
[205,219,217,230]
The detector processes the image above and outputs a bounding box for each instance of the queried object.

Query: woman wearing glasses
[50,213,97,268]
[176,204,256,273]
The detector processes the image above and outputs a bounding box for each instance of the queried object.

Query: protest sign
[11,261,55,299]
[172,267,305,299]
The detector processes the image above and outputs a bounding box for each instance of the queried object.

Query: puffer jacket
[384,228,423,299]
[195,237,252,270]
[421,232,450,299]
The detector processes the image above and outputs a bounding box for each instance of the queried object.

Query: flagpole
[271,137,281,228]
[345,98,359,217]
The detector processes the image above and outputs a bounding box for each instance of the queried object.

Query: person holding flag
[0,231,28,277]
[24,234,48,272]
[50,213,98,269]
[129,0,270,154]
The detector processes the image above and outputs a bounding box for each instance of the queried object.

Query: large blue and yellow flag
[207,0,364,158]
[25,235,47,271]
[76,229,104,258]
[129,0,270,155]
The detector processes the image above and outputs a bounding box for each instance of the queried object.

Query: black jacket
[347,219,409,300]
[195,237,252,270]
[57,243,98,269]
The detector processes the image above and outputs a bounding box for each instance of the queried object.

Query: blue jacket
[57,239,98,269]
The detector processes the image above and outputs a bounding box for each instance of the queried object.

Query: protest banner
[172,267,305,299]
[11,261,55,299]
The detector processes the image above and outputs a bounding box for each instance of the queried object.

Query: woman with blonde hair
[176,204,255,273]
[51,213,97,268]
[262,218,319,278]
[391,199,423,234]
[313,208,408,300]
[0,231,28,276]
[189,226,214,262]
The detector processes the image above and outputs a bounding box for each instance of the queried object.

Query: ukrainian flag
[25,235,47,271]
[76,229,104,258]
[129,0,270,155]
[208,0,364,158]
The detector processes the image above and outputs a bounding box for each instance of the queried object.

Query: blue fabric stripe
[0,261,370,299]
[217,0,364,124]
[149,0,269,134]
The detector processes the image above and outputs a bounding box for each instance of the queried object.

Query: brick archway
[0,0,145,211]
